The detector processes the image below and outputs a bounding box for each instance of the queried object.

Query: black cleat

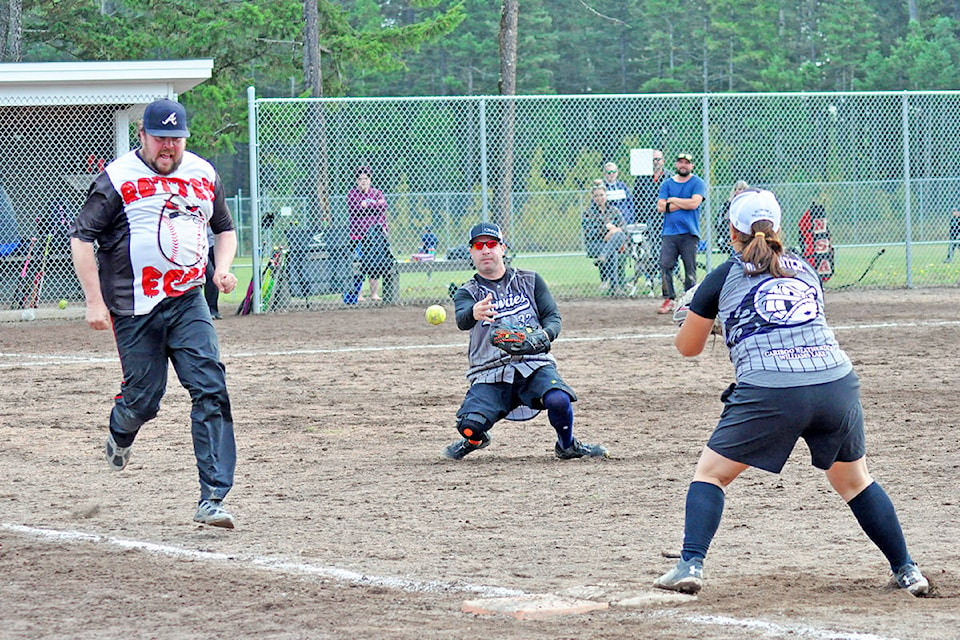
[442,432,491,460]
[555,438,609,459]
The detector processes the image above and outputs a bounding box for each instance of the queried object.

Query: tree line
[364,0,960,97]
[1,0,958,161]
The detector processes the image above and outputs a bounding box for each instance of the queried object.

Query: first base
[461,594,608,620]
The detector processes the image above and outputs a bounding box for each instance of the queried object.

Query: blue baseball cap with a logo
[143,99,190,138]
[468,222,504,244]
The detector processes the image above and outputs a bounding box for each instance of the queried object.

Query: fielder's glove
[672,284,723,336]
[490,319,551,356]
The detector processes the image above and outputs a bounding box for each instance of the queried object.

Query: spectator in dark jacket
[583,183,628,295]
[347,166,391,301]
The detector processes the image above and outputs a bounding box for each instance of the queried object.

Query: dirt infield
[1,289,958,639]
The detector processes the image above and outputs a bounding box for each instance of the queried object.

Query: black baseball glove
[490,319,551,356]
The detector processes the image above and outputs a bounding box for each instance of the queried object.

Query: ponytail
[736,221,793,277]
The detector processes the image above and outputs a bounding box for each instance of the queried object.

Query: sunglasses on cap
[676,154,693,162]
[471,240,501,250]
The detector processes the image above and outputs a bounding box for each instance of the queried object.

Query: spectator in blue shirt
[656,153,707,314]
[419,226,439,254]
[602,162,635,225]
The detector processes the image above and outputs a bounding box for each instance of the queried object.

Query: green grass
[224,243,960,312]
[824,243,960,289]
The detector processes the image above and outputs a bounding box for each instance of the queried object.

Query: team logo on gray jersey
[753,278,819,325]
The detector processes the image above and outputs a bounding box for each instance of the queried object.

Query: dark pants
[599,255,626,290]
[110,289,235,502]
[457,365,577,427]
[204,247,219,314]
[660,233,699,299]
[947,241,960,262]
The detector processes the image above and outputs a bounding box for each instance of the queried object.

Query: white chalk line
[657,611,901,640]
[0,352,117,367]
[0,523,523,598]
[2,318,958,369]
[2,522,902,640]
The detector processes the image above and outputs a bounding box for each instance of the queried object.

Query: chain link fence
[246,90,960,313]
[0,101,133,316]
[0,97,248,321]
[4,91,960,318]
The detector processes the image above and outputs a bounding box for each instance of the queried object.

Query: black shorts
[456,365,577,424]
[707,370,866,473]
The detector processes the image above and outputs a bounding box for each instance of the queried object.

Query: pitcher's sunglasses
[471,240,501,250]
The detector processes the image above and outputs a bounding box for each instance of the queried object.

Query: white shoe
[654,557,703,594]
[894,563,929,596]
[104,433,132,471]
[193,499,235,529]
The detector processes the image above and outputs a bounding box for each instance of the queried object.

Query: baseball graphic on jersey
[753,278,820,325]
[157,194,207,267]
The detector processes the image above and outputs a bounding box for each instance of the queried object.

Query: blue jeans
[110,288,235,502]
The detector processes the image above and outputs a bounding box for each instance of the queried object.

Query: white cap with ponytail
[728,189,782,234]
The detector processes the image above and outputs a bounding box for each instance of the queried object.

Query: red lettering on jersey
[162,266,203,296]
[142,266,162,297]
[120,175,216,204]
[120,181,139,204]
[142,266,202,298]
[163,270,185,295]
[189,177,216,201]
[137,177,156,198]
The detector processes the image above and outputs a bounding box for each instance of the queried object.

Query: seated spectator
[583,184,628,294]
[602,161,635,224]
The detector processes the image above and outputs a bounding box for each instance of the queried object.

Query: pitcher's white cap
[728,189,781,234]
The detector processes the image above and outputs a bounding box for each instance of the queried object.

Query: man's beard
[139,150,183,176]
[677,167,691,176]
[150,157,182,175]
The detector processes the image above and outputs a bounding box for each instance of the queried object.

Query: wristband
[665,202,671,213]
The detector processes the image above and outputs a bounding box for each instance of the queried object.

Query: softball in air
[58,299,68,309]
[425,304,446,325]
